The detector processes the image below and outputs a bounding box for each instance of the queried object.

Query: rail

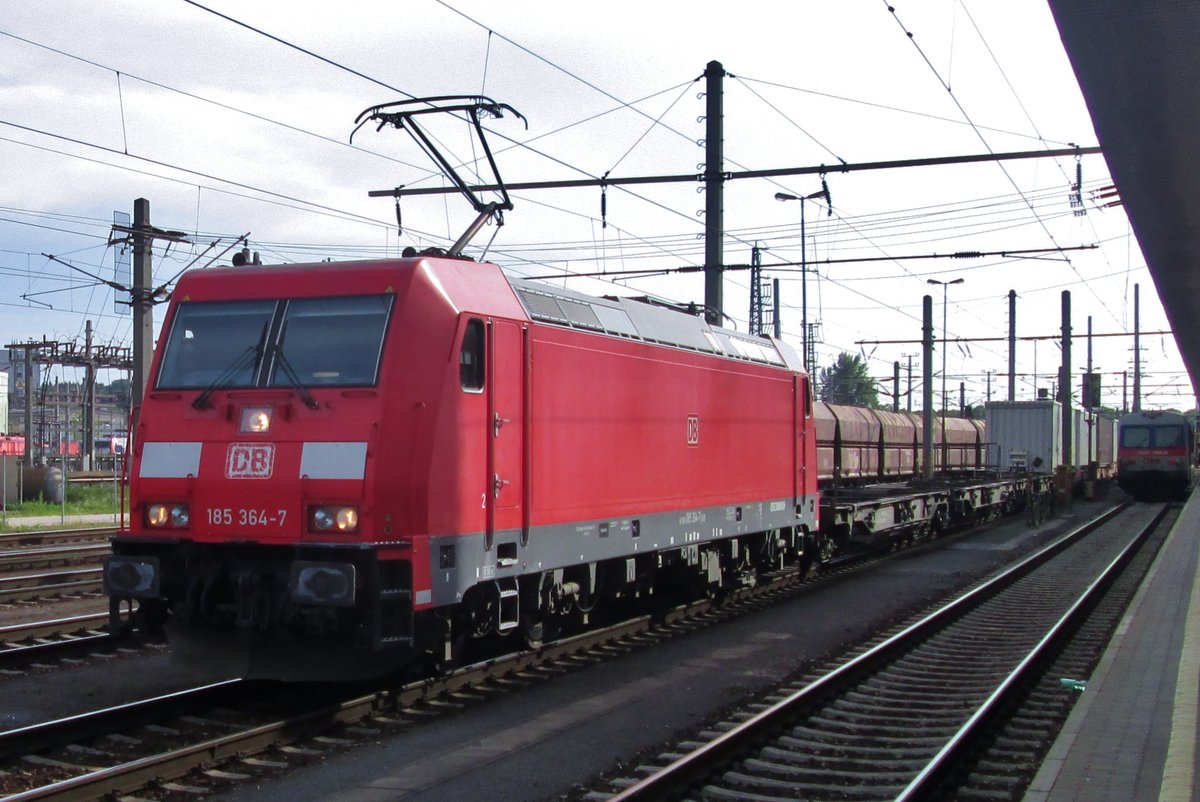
[601,500,1147,801]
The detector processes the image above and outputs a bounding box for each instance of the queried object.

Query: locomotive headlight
[336,507,358,531]
[169,504,190,527]
[311,508,334,531]
[308,505,359,534]
[147,504,169,527]
[146,503,190,529]
[240,406,273,434]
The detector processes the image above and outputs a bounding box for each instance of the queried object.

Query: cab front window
[156,301,276,389]
[156,295,393,391]
[270,296,393,387]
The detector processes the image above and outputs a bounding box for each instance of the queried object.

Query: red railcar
[105,256,818,680]
[939,416,981,470]
[874,409,917,478]
[814,403,983,485]
[1117,410,1195,500]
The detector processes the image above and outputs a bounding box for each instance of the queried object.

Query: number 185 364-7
[206,508,287,526]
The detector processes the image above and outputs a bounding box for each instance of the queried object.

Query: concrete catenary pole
[83,320,95,470]
[893,361,901,412]
[1061,290,1072,472]
[1133,283,1141,413]
[1007,289,1017,402]
[922,295,934,480]
[772,278,781,339]
[132,198,154,412]
[1087,315,1094,474]
[703,61,724,327]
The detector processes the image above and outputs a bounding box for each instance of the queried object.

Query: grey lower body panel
[422,495,818,607]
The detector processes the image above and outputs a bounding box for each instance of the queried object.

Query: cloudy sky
[0,0,1187,410]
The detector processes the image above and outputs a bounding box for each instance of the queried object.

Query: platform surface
[1024,494,1200,802]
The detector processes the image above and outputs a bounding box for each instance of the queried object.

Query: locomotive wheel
[520,572,561,648]
[800,533,833,577]
[520,614,560,649]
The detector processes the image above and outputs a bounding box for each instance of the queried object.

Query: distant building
[1,349,42,434]
[1,350,129,468]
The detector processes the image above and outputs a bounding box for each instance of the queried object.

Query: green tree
[818,352,880,408]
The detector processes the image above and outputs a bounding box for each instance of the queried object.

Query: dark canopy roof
[1047,0,1200,396]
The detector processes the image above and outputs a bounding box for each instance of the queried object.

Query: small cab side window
[460,318,485,391]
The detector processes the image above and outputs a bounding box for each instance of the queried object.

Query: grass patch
[1,481,125,530]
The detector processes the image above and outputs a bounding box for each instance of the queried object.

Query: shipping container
[983,400,1062,472]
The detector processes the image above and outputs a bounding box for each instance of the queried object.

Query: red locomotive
[104,255,820,679]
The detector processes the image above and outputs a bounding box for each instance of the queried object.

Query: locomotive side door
[487,319,528,547]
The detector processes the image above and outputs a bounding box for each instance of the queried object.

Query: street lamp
[775,189,830,373]
[927,277,964,471]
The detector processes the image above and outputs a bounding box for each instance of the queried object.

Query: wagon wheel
[929,506,949,538]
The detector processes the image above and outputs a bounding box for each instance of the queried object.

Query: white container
[1073,408,1097,468]
[984,400,1063,472]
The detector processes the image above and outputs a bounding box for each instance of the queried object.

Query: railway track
[585,500,1170,802]
[0,567,104,604]
[0,528,113,604]
[0,545,109,573]
[0,501,1121,801]
[0,612,124,672]
[0,528,116,549]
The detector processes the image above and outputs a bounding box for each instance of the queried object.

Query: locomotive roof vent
[511,278,788,369]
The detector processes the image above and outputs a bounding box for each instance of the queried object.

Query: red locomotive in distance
[104,255,820,680]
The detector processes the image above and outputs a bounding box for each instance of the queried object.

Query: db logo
[686,415,700,446]
[226,443,275,479]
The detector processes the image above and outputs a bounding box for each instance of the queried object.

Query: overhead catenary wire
[0,5,1180,406]
[882,0,1122,328]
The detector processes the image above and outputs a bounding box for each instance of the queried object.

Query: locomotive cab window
[1120,425,1186,449]
[156,300,277,389]
[156,295,392,391]
[1121,427,1150,448]
[460,318,485,391]
[269,295,392,387]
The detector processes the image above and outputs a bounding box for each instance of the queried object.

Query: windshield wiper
[271,345,319,410]
[191,347,259,410]
[192,323,268,410]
